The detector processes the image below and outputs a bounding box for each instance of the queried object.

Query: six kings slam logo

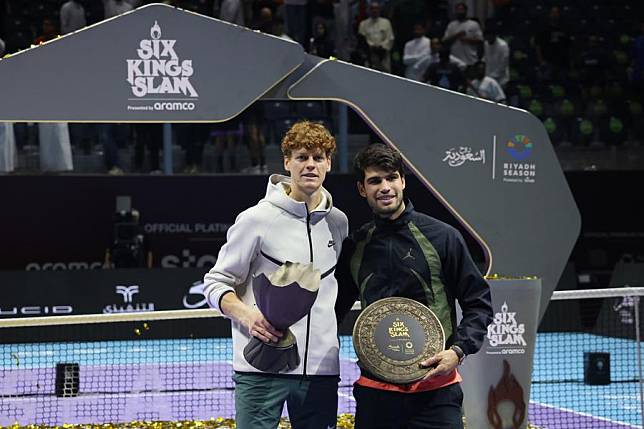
[126,21,198,112]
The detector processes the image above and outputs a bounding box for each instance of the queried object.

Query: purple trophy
[243,261,320,373]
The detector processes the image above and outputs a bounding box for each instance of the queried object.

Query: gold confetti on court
[4,415,543,429]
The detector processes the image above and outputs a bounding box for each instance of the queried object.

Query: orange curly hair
[281,121,336,158]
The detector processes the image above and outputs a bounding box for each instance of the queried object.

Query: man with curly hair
[203,121,348,428]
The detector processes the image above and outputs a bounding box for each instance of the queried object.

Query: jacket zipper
[303,204,313,379]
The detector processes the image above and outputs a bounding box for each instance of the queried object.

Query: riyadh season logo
[486,301,526,355]
[502,134,536,184]
[126,21,198,112]
[505,134,533,161]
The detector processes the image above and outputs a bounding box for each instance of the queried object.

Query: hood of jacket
[262,174,334,225]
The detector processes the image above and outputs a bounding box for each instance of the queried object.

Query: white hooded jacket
[203,174,348,375]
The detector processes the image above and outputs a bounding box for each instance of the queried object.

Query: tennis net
[531,287,644,429]
[0,308,358,427]
[2,287,643,428]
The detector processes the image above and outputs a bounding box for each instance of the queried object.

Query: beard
[370,196,404,218]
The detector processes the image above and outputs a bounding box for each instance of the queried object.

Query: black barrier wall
[0,173,641,278]
[0,268,208,317]
[0,175,473,271]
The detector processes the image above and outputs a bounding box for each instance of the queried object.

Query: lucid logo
[0,306,73,317]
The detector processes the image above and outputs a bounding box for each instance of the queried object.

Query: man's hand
[419,348,460,379]
[242,307,283,344]
[219,292,283,344]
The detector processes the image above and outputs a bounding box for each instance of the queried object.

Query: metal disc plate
[353,297,445,384]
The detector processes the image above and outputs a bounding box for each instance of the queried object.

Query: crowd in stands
[0,0,643,174]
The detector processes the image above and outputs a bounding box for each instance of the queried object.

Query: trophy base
[243,329,300,373]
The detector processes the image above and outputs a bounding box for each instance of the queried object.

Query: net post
[634,295,644,429]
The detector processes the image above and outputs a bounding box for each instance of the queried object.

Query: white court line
[338,391,356,402]
[531,401,642,428]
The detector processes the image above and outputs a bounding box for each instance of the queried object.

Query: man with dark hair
[442,2,482,66]
[336,144,492,428]
[424,46,466,91]
[466,60,506,103]
[534,6,570,82]
[483,25,509,87]
[403,22,431,81]
[358,1,395,73]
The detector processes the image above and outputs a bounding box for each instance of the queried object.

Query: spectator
[0,122,15,174]
[424,47,466,92]
[103,0,133,19]
[215,0,244,26]
[309,21,335,58]
[403,22,431,81]
[633,20,644,100]
[333,0,352,60]
[443,2,482,66]
[252,6,273,34]
[431,37,466,69]
[272,17,295,43]
[0,38,16,174]
[534,6,570,82]
[60,1,91,160]
[38,123,74,172]
[34,18,57,45]
[212,118,241,173]
[98,124,128,174]
[358,1,395,73]
[284,0,308,45]
[60,0,86,34]
[33,20,74,173]
[466,61,506,103]
[575,34,612,86]
[310,0,335,48]
[352,33,371,67]
[411,38,466,82]
[484,25,509,87]
[175,123,210,174]
[133,124,162,174]
[241,103,267,174]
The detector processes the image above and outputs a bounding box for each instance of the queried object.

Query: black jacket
[335,201,492,357]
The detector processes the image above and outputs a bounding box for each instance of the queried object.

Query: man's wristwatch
[450,344,466,365]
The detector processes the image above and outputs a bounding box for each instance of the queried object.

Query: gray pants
[233,372,339,429]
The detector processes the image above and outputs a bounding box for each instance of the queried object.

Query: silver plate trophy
[353,297,445,384]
